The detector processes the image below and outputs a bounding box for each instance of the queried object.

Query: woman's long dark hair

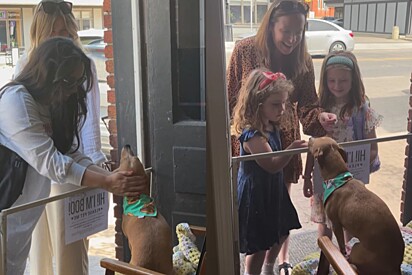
[6,37,93,154]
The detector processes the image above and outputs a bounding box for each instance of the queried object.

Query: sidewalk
[354,32,412,50]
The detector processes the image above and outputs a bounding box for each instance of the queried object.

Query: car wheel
[329,41,346,53]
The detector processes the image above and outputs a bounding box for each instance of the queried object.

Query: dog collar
[323,171,353,204]
[123,194,158,218]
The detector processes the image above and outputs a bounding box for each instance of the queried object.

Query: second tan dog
[119,145,173,274]
[309,137,404,275]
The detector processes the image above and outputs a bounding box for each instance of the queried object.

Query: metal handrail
[231,133,412,163]
[0,167,153,274]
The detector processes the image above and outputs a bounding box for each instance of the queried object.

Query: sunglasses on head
[41,1,73,15]
[274,1,309,15]
[61,73,86,89]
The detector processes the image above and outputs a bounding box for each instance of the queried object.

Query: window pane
[230,6,241,24]
[244,6,251,23]
[257,5,267,23]
[82,19,91,30]
[171,0,205,121]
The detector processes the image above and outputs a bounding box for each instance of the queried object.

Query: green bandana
[123,194,158,218]
[323,171,353,204]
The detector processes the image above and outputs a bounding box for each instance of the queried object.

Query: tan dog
[309,137,404,275]
[119,145,173,274]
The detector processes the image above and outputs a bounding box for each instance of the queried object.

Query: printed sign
[313,143,371,194]
[64,189,109,245]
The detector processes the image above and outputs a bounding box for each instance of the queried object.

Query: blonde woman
[14,1,105,274]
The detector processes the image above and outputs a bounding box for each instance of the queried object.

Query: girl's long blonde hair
[255,0,310,79]
[318,51,365,119]
[28,2,81,59]
[232,68,294,139]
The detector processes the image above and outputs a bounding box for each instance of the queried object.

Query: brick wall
[308,0,334,18]
[402,75,412,224]
[103,0,124,261]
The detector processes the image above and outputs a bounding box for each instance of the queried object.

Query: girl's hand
[105,171,148,197]
[288,139,308,150]
[303,178,313,198]
[319,112,337,133]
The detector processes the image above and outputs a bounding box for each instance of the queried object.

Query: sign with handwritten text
[313,144,370,194]
[64,189,109,244]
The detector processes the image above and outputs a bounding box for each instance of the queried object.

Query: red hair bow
[259,71,287,90]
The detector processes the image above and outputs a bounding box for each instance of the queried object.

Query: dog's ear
[338,146,347,162]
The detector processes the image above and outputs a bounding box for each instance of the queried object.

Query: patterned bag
[0,145,28,211]
[0,89,28,211]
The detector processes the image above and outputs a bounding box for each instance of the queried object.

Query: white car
[306,19,354,56]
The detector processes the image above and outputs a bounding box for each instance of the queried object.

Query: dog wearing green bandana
[309,137,404,275]
[119,145,173,274]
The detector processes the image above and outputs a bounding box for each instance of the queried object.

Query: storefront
[0,0,103,51]
[0,9,22,51]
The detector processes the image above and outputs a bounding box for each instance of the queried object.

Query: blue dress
[237,129,301,255]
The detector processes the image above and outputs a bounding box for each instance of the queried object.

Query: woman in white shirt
[13,1,106,274]
[0,38,138,275]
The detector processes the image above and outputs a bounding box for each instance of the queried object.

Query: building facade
[226,0,337,27]
[0,0,103,51]
[342,0,411,35]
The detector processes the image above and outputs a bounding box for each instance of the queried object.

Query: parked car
[306,19,354,56]
[331,18,344,28]
[234,19,354,56]
[77,29,107,81]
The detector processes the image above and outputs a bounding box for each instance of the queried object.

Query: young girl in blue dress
[303,51,383,248]
[232,68,308,275]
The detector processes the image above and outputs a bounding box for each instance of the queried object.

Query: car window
[307,21,338,31]
[89,39,104,45]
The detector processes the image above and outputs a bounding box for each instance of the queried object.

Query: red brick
[103,0,111,13]
[106,59,114,74]
[105,45,113,59]
[110,148,118,163]
[107,75,115,88]
[115,247,124,261]
[103,14,112,29]
[109,134,118,148]
[114,204,123,217]
[108,105,116,118]
[406,145,410,155]
[404,157,408,169]
[107,89,116,104]
[115,234,124,246]
[104,30,113,44]
[108,119,117,134]
[113,194,123,204]
[115,219,123,232]
[408,120,412,132]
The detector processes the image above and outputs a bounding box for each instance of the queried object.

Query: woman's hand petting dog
[105,171,148,197]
